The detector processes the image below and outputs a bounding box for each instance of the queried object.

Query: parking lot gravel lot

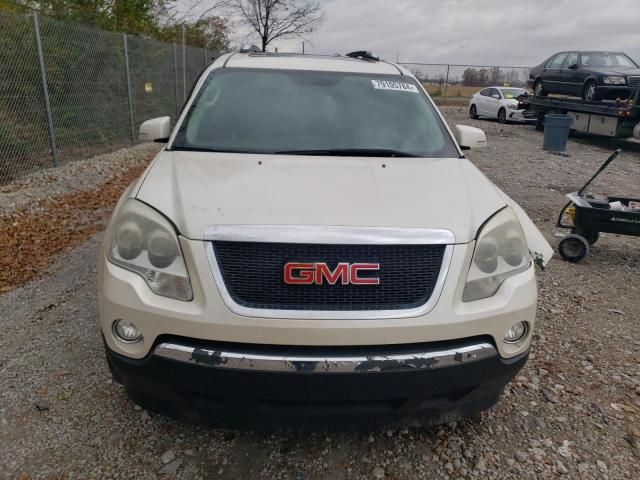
[0,144,162,217]
[1,107,639,479]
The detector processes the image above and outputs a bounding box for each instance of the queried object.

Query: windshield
[581,52,637,68]
[500,88,527,99]
[172,69,459,157]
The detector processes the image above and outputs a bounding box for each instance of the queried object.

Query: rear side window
[581,52,637,68]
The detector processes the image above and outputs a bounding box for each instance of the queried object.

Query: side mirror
[491,94,501,99]
[139,116,171,143]
[568,63,579,70]
[454,125,487,150]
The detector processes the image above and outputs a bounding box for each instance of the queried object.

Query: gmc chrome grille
[212,241,446,311]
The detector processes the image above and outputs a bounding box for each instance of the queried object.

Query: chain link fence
[399,63,531,104]
[1,14,535,185]
[0,11,211,184]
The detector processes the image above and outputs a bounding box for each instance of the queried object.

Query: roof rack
[345,50,380,62]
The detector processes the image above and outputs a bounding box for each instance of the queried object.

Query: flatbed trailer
[521,87,640,141]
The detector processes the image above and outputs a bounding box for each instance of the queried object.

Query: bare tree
[233,0,324,52]
[410,68,425,81]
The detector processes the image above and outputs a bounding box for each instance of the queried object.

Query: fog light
[113,319,142,343]
[504,321,528,344]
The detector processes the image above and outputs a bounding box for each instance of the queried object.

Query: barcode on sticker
[371,80,418,93]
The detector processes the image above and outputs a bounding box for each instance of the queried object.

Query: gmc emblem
[284,262,380,285]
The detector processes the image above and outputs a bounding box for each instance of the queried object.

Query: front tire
[583,81,598,101]
[559,234,589,262]
[497,108,507,124]
[469,104,478,119]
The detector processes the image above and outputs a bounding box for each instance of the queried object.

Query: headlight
[116,221,144,260]
[602,76,626,85]
[507,104,518,110]
[107,199,193,301]
[462,208,531,302]
[147,229,178,268]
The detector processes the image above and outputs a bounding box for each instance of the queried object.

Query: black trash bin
[543,114,572,152]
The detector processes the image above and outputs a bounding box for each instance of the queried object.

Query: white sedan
[468,87,529,123]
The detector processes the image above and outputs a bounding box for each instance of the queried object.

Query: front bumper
[99,240,538,361]
[106,336,529,430]
[596,85,635,99]
[508,109,536,123]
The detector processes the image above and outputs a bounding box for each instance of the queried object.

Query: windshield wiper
[275,148,420,157]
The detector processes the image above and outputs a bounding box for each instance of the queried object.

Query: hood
[585,66,640,76]
[135,152,506,244]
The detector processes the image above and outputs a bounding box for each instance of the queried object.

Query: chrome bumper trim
[153,341,498,374]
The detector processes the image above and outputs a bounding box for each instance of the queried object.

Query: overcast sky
[229,0,640,67]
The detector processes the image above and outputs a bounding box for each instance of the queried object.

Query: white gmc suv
[99,50,552,430]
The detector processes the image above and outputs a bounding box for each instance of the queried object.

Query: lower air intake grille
[628,76,640,88]
[212,241,446,311]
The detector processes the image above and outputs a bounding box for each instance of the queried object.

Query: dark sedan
[528,51,640,101]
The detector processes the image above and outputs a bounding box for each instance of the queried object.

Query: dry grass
[432,97,471,107]
[421,82,479,99]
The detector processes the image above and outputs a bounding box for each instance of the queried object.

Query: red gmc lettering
[283,263,315,284]
[350,263,381,285]
[284,262,380,285]
[315,263,349,285]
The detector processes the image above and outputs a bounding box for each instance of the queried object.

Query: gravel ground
[0,143,161,217]
[1,109,640,479]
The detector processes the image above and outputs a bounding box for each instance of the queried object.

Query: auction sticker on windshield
[371,79,418,93]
